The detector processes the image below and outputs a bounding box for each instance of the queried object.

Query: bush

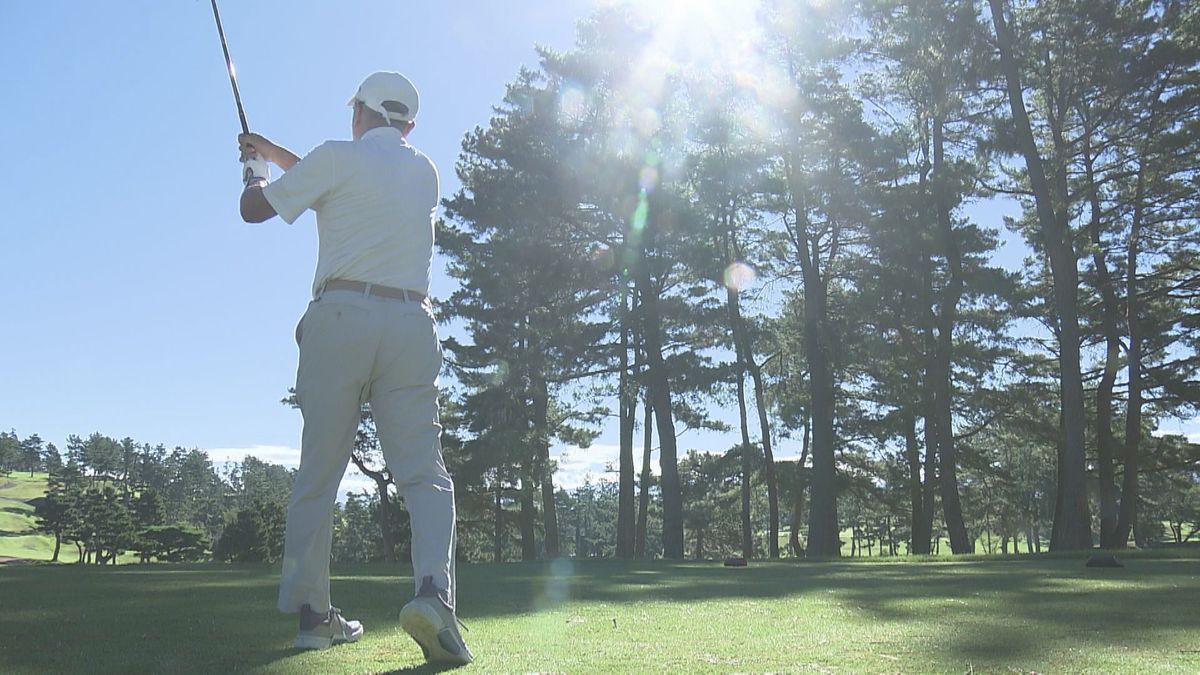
[137,524,210,562]
[213,500,285,563]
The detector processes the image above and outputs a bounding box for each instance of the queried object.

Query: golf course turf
[1,553,1197,673]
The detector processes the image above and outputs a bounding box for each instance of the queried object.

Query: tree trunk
[1081,127,1121,547]
[789,415,810,557]
[930,113,971,554]
[1114,171,1146,548]
[350,453,398,562]
[532,377,559,557]
[919,391,939,554]
[575,509,583,556]
[988,0,1091,550]
[749,359,780,558]
[52,533,61,563]
[805,310,838,559]
[636,270,684,558]
[904,411,927,554]
[784,148,840,558]
[518,474,537,561]
[635,394,653,559]
[912,140,936,557]
[723,224,780,557]
[730,288,755,560]
[616,308,637,558]
[493,479,503,563]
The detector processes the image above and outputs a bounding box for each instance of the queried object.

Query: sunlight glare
[559,85,588,123]
[634,106,661,138]
[615,0,765,75]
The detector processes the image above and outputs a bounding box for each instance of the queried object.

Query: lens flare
[533,558,574,610]
[631,194,649,231]
[638,166,659,193]
[723,261,757,292]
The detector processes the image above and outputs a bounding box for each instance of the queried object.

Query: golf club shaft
[210,0,249,135]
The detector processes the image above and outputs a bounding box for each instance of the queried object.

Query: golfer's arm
[268,146,301,171]
[240,185,276,223]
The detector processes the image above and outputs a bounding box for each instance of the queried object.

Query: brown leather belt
[321,278,427,303]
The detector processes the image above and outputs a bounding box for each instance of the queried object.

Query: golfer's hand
[239,133,277,163]
[239,133,301,171]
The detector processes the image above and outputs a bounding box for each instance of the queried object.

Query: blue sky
[3,2,1193,497]
[0,1,598,490]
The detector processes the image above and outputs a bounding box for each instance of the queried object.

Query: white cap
[347,71,420,124]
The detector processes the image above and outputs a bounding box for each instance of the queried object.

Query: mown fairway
[0,474,55,562]
[1,553,1197,674]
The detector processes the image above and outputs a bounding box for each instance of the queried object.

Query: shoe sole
[399,603,471,665]
[294,634,334,650]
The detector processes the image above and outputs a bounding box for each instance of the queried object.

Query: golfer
[237,71,472,665]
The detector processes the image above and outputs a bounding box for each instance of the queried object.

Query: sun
[581,0,788,144]
[612,0,766,76]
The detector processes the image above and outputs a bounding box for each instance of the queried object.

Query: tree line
[0,431,291,564]
[434,0,1200,560]
[5,0,1200,566]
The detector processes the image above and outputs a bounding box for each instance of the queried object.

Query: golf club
[209,0,248,135]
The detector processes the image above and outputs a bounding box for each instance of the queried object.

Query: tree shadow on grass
[786,558,1200,668]
[0,564,476,673]
[0,557,1196,673]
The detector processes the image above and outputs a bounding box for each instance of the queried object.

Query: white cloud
[336,471,378,501]
[551,444,661,490]
[550,437,810,492]
[203,435,812,503]
[1153,419,1200,445]
[206,444,301,468]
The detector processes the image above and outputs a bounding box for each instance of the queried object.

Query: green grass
[773,526,1044,560]
[1,553,1197,673]
[0,474,51,561]
[0,473,141,563]
[0,502,36,533]
[0,473,50,502]
[0,534,58,561]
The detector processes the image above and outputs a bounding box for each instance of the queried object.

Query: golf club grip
[210,0,249,135]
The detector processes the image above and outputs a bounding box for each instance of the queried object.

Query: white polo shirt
[262,126,439,298]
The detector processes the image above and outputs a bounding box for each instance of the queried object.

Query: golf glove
[242,154,270,188]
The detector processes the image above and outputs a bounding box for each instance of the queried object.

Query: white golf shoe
[293,604,364,650]
[399,578,474,665]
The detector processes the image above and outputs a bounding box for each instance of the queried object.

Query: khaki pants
[277,288,455,614]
